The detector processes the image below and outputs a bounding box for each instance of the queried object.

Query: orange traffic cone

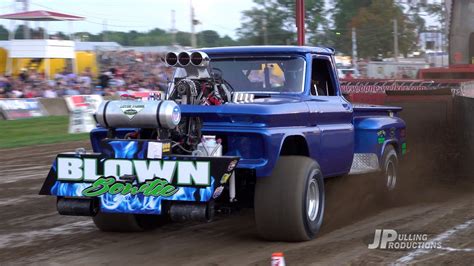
[271,252,286,266]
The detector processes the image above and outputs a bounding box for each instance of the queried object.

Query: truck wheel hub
[386,161,397,190]
[306,177,319,221]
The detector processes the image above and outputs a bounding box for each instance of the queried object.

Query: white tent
[0,10,84,78]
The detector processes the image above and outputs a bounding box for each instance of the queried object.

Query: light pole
[296,0,305,45]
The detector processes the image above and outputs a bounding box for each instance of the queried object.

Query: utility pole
[261,0,268,45]
[190,0,197,47]
[22,0,30,39]
[440,2,446,66]
[262,17,268,45]
[393,19,399,62]
[352,27,358,71]
[103,20,108,42]
[171,10,177,45]
[296,0,305,45]
[16,0,30,39]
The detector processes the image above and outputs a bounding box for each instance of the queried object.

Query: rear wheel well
[385,142,399,155]
[280,135,309,156]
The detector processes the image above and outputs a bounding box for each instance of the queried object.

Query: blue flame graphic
[51,181,90,197]
[100,193,162,214]
[199,175,214,201]
[51,160,57,171]
[49,141,216,215]
[108,141,140,158]
[51,177,215,215]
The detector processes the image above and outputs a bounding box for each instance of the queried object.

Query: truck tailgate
[353,104,402,117]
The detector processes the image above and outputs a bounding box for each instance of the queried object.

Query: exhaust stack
[168,202,214,222]
[178,52,191,66]
[165,52,178,67]
[190,51,210,67]
[164,51,211,79]
[57,197,99,216]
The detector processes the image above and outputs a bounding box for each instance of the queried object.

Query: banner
[64,95,103,133]
[0,98,48,120]
[39,139,240,215]
[64,95,103,112]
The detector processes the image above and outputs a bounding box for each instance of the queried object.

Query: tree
[0,25,9,40]
[5,24,236,47]
[176,31,191,46]
[237,0,326,45]
[275,0,327,45]
[217,35,238,47]
[238,0,294,45]
[198,30,220,47]
[423,2,446,25]
[331,0,372,54]
[351,0,417,58]
[14,25,27,39]
[124,30,140,46]
[105,31,127,45]
[156,34,173,46]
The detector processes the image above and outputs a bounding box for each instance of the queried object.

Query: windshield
[209,56,306,93]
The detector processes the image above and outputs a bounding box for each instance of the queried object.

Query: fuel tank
[96,100,181,129]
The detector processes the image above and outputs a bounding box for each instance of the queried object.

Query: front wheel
[254,156,325,241]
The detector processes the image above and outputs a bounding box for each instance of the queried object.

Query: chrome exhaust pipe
[190,51,210,67]
[177,52,191,67]
[165,51,211,78]
[164,52,178,67]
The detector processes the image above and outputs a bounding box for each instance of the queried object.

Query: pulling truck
[40,46,406,242]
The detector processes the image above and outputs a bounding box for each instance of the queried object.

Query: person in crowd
[19,68,28,82]
[43,83,58,98]
[64,84,80,95]
[98,71,112,89]
[0,50,174,99]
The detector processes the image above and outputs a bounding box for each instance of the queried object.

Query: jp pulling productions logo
[368,229,441,250]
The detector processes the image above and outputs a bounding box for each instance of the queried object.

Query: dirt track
[0,141,473,265]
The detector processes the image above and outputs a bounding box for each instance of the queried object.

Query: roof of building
[74,41,122,51]
[0,10,84,21]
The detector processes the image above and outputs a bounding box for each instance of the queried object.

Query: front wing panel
[40,152,239,215]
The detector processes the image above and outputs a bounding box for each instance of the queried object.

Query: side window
[310,58,336,96]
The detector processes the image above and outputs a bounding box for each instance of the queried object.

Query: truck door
[307,55,354,176]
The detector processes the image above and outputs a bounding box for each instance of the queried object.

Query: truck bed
[353,104,402,116]
[352,103,406,158]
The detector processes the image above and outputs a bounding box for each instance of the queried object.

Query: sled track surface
[0,141,473,265]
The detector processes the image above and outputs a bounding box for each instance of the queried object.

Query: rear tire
[93,212,168,232]
[254,156,325,241]
[376,145,399,202]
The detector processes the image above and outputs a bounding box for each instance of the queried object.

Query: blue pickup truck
[40,46,406,241]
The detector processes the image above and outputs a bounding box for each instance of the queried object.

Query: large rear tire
[93,212,168,232]
[254,156,325,241]
[376,145,399,202]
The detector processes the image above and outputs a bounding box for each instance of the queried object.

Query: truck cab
[189,46,404,178]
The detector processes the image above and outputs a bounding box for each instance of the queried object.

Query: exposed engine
[96,51,230,156]
[165,51,232,105]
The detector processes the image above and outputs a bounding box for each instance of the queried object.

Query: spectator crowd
[0,50,173,99]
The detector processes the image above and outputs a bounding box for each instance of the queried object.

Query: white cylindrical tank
[95,100,181,129]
